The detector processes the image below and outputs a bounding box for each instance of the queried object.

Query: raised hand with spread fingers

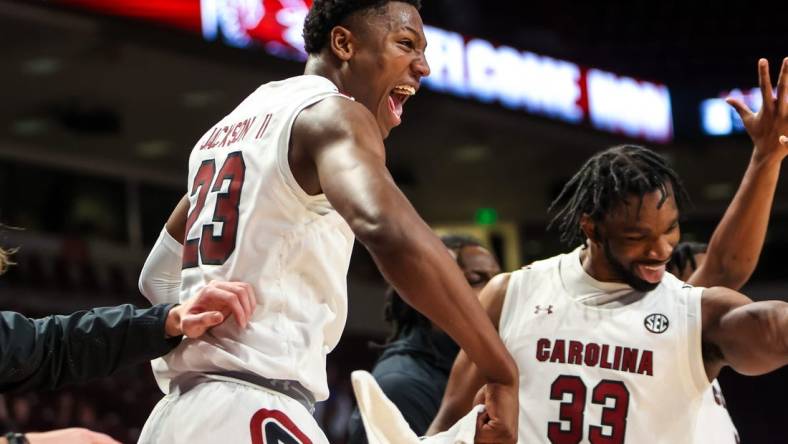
[726,57,788,160]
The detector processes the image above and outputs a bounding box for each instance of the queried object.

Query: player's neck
[581,244,627,285]
[574,247,646,307]
[304,55,346,95]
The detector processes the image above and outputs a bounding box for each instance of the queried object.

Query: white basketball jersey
[159,75,355,401]
[500,248,709,443]
[694,380,739,443]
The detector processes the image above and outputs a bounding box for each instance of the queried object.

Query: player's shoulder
[294,94,375,142]
[261,74,339,96]
[476,272,512,327]
[300,94,370,124]
[484,271,517,297]
[699,286,752,315]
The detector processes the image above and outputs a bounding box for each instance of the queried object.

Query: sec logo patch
[644,313,669,334]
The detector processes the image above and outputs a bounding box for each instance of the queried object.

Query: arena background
[0,0,786,442]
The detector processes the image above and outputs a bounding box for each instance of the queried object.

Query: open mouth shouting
[387,84,416,126]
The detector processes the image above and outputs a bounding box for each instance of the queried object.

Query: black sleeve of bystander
[0,303,181,393]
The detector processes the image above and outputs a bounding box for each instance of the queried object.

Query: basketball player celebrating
[137,1,517,443]
[430,59,788,443]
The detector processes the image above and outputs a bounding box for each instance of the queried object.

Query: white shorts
[138,376,327,444]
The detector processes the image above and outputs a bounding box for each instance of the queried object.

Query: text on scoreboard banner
[53,0,673,142]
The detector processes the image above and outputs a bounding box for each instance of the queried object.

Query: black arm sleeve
[0,303,181,393]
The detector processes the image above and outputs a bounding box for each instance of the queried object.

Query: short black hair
[380,234,483,345]
[668,241,708,276]
[548,145,690,246]
[303,0,422,54]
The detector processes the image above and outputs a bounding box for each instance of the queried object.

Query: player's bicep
[703,287,788,375]
[296,98,411,240]
[315,138,395,222]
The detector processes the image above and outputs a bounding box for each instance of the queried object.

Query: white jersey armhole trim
[499,270,523,345]
[275,92,354,209]
[685,286,710,396]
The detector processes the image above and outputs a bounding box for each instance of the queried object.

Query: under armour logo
[534,305,553,315]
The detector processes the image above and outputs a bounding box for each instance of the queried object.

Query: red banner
[53,0,314,58]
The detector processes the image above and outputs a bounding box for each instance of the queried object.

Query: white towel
[350,370,483,444]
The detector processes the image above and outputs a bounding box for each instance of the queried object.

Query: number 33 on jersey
[501,249,710,443]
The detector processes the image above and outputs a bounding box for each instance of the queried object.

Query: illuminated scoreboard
[423,27,673,143]
[52,0,674,142]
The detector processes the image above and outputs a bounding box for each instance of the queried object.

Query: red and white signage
[52,0,673,142]
[423,26,673,142]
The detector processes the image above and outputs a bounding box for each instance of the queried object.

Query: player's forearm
[314,124,517,383]
[695,151,781,289]
[363,219,517,386]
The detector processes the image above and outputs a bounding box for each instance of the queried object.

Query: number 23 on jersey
[183,151,246,268]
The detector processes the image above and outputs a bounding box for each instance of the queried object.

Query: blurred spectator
[347,235,501,443]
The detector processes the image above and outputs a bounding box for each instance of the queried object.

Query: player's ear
[579,214,599,244]
[329,26,355,62]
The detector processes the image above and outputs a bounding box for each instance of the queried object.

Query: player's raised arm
[702,287,788,378]
[292,97,518,442]
[689,58,788,289]
[428,273,512,437]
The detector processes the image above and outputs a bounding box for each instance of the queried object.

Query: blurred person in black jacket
[346,235,501,443]
[0,246,256,444]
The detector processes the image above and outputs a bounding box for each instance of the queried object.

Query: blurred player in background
[346,235,501,443]
[137,1,518,443]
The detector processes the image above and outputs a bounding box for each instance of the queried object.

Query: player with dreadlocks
[431,137,788,441]
[547,144,691,292]
[136,1,519,443]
